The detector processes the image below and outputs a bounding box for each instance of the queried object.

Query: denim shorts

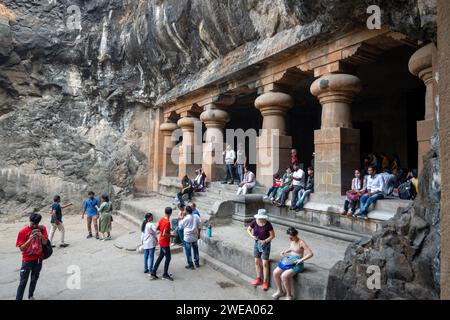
[253,241,271,260]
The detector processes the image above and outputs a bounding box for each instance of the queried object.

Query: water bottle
[207,224,212,238]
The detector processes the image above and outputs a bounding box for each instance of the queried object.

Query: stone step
[199,222,351,300]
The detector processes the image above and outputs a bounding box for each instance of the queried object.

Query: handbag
[346,191,360,201]
[40,226,53,260]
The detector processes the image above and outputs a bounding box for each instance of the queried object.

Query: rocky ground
[0,214,258,300]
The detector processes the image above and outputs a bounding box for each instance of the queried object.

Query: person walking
[179,206,202,269]
[246,209,275,291]
[81,191,100,239]
[151,207,174,281]
[141,213,157,275]
[49,195,72,248]
[97,195,113,240]
[15,213,49,300]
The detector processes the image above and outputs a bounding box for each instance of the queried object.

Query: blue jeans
[296,189,313,208]
[359,193,385,215]
[185,241,200,267]
[224,164,235,182]
[152,246,171,276]
[236,164,245,182]
[144,248,155,273]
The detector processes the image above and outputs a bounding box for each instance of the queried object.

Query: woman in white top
[236,166,256,195]
[141,213,158,274]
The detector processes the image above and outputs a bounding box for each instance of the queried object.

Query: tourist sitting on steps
[247,209,275,291]
[341,169,366,216]
[274,167,293,205]
[354,165,386,219]
[293,167,314,212]
[263,173,282,203]
[272,227,314,300]
[192,168,206,192]
[176,174,193,206]
[191,203,200,217]
[236,166,256,196]
[222,144,236,184]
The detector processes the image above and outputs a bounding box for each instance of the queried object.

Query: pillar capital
[200,106,230,129]
[311,73,361,129]
[177,116,198,131]
[408,43,433,84]
[254,91,294,115]
[159,122,179,135]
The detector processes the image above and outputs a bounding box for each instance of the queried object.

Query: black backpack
[39,226,53,259]
[398,180,417,200]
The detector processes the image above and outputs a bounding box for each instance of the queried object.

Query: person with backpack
[15,213,49,300]
[49,195,72,248]
[141,213,157,275]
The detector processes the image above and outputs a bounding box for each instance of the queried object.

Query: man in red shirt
[150,207,174,281]
[15,213,48,300]
[290,149,299,168]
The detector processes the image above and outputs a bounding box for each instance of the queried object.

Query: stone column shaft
[177,116,201,179]
[159,122,179,177]
[255,92,294,187]
[311,73,361,195]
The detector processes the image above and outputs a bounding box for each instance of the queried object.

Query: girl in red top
[15,213,48,300]
[264,174,282,202]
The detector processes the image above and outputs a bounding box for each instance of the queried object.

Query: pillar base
[256,135,292,188]
[314,127,360,195]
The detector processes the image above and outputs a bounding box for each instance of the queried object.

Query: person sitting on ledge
[272,227,313,300]
[236,166,256,196]
[341,169,366,216]
[263,173,282,203]
[176,174,193,206]
[274,167,293,205]
[192,168,206,192]
[288,164,305,210]
[293,167,314,212]
[354,165,385,219]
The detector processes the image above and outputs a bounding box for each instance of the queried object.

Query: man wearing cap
[246,209,275,291]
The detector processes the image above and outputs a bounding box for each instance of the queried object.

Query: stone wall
[438,0,450,300]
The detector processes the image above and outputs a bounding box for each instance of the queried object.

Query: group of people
[246,209,314,300]
[140,203,202,281]
[15,191,114,300]
[176,169,207,206]
[341,165,419,219]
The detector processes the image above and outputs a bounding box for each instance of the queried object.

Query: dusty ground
[0,214,257,300]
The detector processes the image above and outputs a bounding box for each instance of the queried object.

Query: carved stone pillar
[200,104,230,182]
[254,92,294,187]
[311,73,362,195]
[159,121,179,177]
[177,116,201,179]
[409,43,436,175]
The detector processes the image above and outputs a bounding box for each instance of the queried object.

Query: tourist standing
[177,175,193,206]
[236,143,247,183]
[355,166,385,218]
[272,227,314,300]
[49,195,72,248]
[179,206,202,269]
[141,213,157,275]
[294,167,314,211]
[191,202,200,217]
[222,144,236,184]
[246,209,275,291]
[82,191,100,239]
[151,207,174,281]
[98,195,113,241]
[236,166,256,195]
[15,213,48,300]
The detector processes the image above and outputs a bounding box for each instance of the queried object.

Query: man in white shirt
[356,166,385,218]
[289,165,306,210]
[222,144,236,184]
[179,206,202,269]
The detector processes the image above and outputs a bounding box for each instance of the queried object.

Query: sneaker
[59,243,69,248]
[251,278,262,286]
[283,295,294,300]
[149,273,158,280]
[272,291,286,300]
[185,265,195,270]
[51,244,56,248]
[162,274,174,281]
[262,281,269,291]
[28,296,35,300]
[221,181,228,184]
[228,182,234,185]
[195,264,200,268]
[263,196,269,200]
[95,235,100,240]
[86,234,93,239]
